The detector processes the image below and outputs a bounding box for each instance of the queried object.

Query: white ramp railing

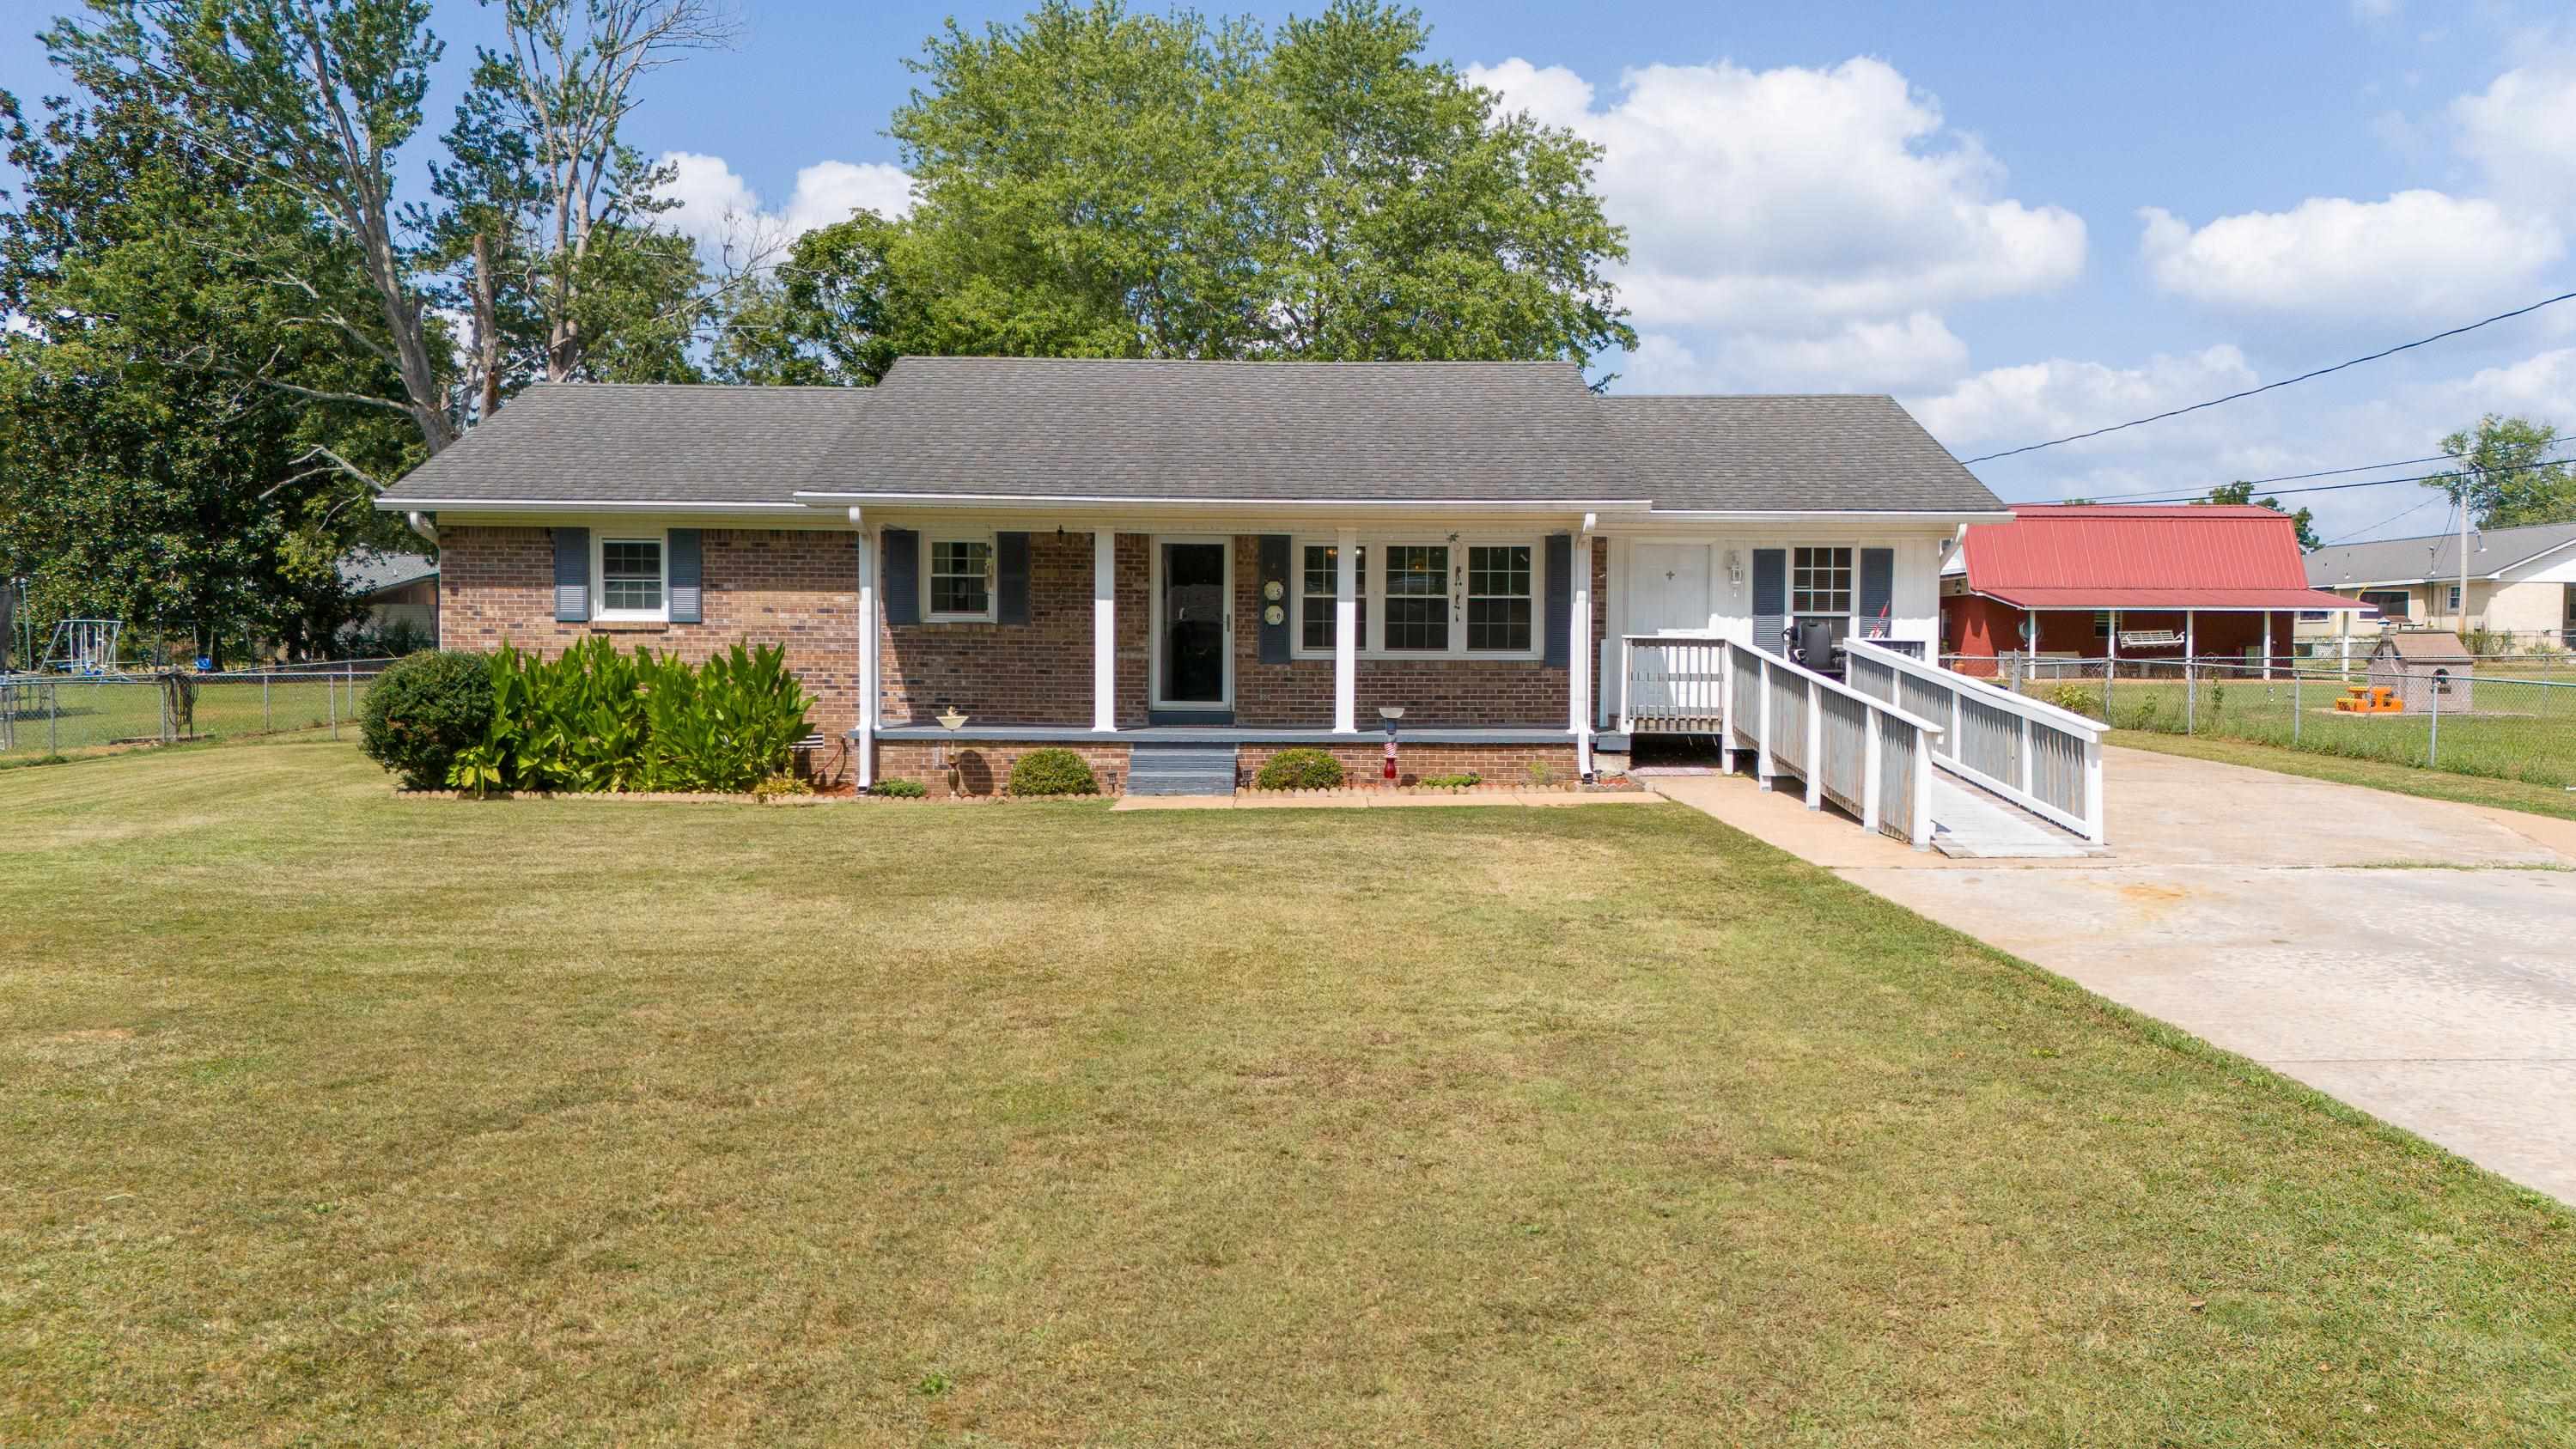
[1844,637,2106,845]
[1620,635,1945,849]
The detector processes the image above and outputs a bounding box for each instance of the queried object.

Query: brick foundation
[875,741,1133,799]
[438,526,862,741]
[1236,742,1579,788]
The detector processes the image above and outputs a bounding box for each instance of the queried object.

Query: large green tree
[717,0,1633,383]
[2423,414,2576,531]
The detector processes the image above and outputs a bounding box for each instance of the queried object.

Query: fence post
[2292,669,2301,746]
[160,676,171,745]
[2427,678,2439,769]
[2185,654,2197,734]
[1804,677,1823,812]
[328,668,338,740]
[1862,703,1883,833]
[2103,654,2114,721]
[263,673,271,733]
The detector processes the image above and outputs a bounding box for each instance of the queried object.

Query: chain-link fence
[1959,654,2576,789]
[0,662,384,758]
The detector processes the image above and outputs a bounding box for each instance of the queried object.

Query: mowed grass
[4,744,2574,1446]
[2013,672,2576,788]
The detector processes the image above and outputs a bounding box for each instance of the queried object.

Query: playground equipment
[42,618,126,678]
[2335,685,2402,714]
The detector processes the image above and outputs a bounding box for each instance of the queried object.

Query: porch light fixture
[1725,550,1744,588]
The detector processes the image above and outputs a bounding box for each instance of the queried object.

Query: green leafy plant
[873,777,928,799]
[2045,683,2101,718]
[752,773,813,800]
[1254,747,1345,790]
[1007,747,1099,796]
[1418,771,1482,789]
[360,649,496,789]
[1526,759,1560,788]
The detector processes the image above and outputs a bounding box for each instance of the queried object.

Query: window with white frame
[598,535,666,618]
[1380,544,1451,652]
[1299,543,1366,651]
[1290,536,1543,659]
[1466,545,1533,652]
[1792,546,1854,617]
[927,535,994,620]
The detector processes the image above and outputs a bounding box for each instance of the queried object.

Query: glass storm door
[1160,541,1230,708]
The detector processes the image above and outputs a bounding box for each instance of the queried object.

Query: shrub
[1419,772,1482,789]
[874,777,928,798]
[1254,746,1344,790]
[442,639,815,795]
[752,773,813,800]
[361,649,495,789]
[1007,747,1099,796]
[2044,683,2101,718]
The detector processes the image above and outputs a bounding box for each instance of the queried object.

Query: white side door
[1627,544,1716,717]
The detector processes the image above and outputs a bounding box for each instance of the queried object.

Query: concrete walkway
[1650,747,2576,1202]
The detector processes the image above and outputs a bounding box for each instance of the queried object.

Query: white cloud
[2138,192,2562,325]
[655,151,914,264]
[1628,314,1970,393]
[1471,57,2086,334]
[1907,345,2260,460]
[2351,0,2399,21]
[2453,57,2576,210]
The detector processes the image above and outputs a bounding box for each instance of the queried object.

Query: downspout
[403,511,438,547]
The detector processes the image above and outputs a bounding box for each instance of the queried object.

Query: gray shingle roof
[377,362,2004,515]
[802,356,1633,502]
[2305,519,2576,587]
[338,550,437,594]
[377,382,875,508]
[1599,394,2006,513]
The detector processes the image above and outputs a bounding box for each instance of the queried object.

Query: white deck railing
[1620,635,1945,849]
[1842,638,2106,844]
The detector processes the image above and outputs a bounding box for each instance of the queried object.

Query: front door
[1157,540,1231,709]
[1629,544,1713,635]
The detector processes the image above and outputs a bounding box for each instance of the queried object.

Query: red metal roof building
[1942,504,2366,671]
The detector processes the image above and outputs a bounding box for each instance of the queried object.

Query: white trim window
[1381,543,1451,652]
[1299,542,1366,652]
[926,534,995,622]
[1465,544,1534,652]
[594,533,667,621]
[1791,545,1854,618]
[1289,535,1544,660]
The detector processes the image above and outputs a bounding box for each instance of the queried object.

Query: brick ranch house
[377,357,2011,795]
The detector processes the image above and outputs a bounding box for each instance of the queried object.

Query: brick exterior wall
[875,741,1133,798]
[1237,741,1579,788]
[437,526,862,740]
[877,529,1109,726]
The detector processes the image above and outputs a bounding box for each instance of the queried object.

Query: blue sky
[7,0,2575,540]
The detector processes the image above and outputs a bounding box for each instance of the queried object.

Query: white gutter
[375,497,813,513]
[789,490,1656,515]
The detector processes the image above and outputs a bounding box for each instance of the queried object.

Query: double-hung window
[595,535,667,620]
[1792,546,1854,618]
[1381,544,1451,652]
[927,536,994,621]
[1466,545,1533,652]
[1299,543,1367,651]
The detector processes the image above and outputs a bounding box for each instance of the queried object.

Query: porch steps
[1127,742,1239,795]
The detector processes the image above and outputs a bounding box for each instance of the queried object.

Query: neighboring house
[340,551,441,641]
[2300,520,2576,648]
[375,358,2008,793]
[1940,504,2363,673]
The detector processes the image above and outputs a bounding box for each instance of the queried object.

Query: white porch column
[1092,528,1117,731]
[852,508,877,788]
[2261,611,2274,679]
[1333,527,1358,734]
[1571,532,1595,776]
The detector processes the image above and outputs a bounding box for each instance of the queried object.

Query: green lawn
[4,742,2573,1446]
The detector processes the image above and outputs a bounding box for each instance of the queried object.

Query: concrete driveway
[1650,747,2576,1202]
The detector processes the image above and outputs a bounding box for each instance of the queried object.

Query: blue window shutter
[1858,547,1893,633]
[667,528,703,624]
[1543,533,1574,667]
[1751,548,1787,654]
[552,527,589,622]
[1258,534,1291,664]
[881,529,920,625]
[996,532,1031,624]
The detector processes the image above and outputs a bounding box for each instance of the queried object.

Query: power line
[1961,287,2576,465]
[2007,449,2458,505]
[2317,494,2451,548]
[2009,449,2576,508]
